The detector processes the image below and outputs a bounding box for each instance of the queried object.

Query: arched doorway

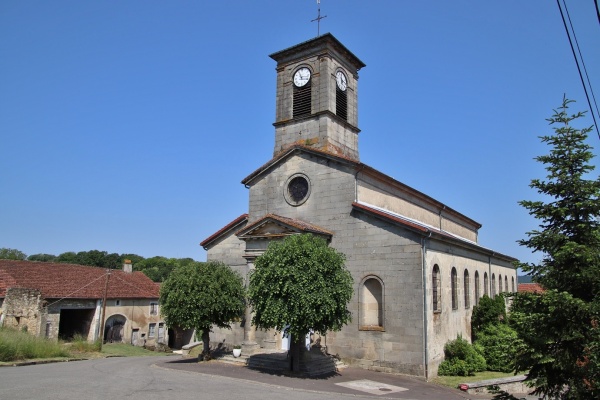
[104,314,127,343]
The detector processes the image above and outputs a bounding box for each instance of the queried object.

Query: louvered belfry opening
[336,86,347,121]
[293,82,311,118]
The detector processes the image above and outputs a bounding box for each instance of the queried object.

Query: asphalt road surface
[0,356,488,400]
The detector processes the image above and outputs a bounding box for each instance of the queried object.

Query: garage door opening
[58,308,95,340]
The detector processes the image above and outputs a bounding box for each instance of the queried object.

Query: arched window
[484,272,489,296]
[432,265,441,312]
[464,269,470,309]
[505,276,509,293]
[491,274,496,297]
[499,274,502,294]
[451,267,458,310]
[474,271,480,305]
[511,276,515,293]
[360,276,384,330]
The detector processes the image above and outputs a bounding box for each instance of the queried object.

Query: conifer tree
[512,97,600,398]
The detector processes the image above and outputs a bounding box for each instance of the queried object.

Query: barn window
[451,268,458,310]
[464,269,470,309]
[432,265,441,312]
[360,276,384,330]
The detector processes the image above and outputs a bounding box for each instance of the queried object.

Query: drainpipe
[421,230,432,380]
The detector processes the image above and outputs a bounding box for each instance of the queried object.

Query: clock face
[336,70,347,91]
[293,67,311,87]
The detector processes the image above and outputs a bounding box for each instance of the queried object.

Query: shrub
[475,323,520,372]
[438,335,486,376]
[471,295,507,339]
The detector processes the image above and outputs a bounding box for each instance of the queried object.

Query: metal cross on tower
[311,0,327,36]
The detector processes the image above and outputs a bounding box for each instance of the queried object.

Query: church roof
[236,213,333,240]
[0,260,160,299]
[352,202,517,263]
[199,213,248,249]
[241,144,482,230]
[269,33,366,72]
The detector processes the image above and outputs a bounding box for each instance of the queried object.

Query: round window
[284,174,311,206]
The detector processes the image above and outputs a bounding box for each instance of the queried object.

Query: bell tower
[269,33,366,161]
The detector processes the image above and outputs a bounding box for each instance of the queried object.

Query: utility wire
[563,1,600,130]
[557,0,600,138]
[44,272,108,309]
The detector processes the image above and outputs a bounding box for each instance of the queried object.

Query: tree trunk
[288,336,303,372]
[197,328,210,361]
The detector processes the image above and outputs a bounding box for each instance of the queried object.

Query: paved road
[0,356,490,400]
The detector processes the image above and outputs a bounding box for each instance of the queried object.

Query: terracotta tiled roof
[352,202,518,263]
[200,214,249,249]
[236,213,334,238]
[0,260,159,299]
[518,283,545,294]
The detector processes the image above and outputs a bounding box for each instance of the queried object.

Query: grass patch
[0,327,70,362]
[69,334,101,353]
[101,343,169,357]
[0,327,170,363]
[432,371,518,389]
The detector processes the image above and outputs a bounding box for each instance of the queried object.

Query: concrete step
[241,350,345,377]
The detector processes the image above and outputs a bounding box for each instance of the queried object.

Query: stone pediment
[236,214,333,242]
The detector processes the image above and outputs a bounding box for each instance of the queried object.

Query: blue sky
[1,1,599,265]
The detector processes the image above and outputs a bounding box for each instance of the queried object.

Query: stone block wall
[1,288,44,336]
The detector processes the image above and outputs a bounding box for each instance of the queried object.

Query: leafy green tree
[248,234,354,371]
[0,248,27,260]
[159,261,245,358]
[27,253,57,262]
[475,323,519,373]
[55,251,78,264]
[135,256,179,282]
[471,294,507,340]
[512,97,600,398]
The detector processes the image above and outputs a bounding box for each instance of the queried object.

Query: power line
[557,0,600,139]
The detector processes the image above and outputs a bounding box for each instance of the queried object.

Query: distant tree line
[0,247,199,282]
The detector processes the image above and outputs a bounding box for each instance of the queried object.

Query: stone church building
[200,33,517,378]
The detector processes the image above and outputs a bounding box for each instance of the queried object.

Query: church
[200,33,517,378]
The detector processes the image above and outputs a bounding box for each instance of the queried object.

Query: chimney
[123,259,133,273]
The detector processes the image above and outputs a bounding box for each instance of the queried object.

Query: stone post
[242,260,260,354]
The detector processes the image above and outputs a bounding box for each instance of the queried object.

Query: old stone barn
[0,260,169,348]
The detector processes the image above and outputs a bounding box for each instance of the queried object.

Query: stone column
[242,260,260,354]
